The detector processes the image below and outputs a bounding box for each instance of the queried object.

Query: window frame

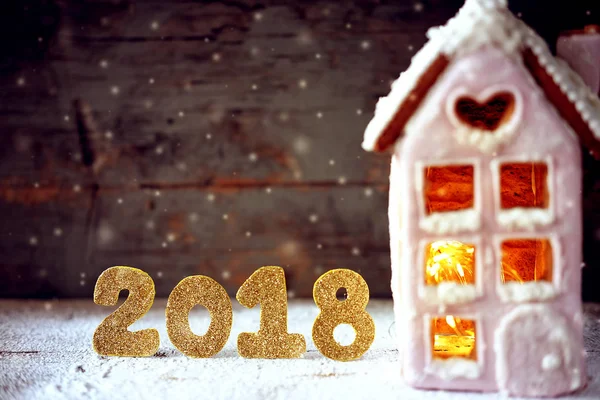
[417,236,483,306]
[493,234,561,303]
[415,158,482,235]
[491,156,555,230]
[423,313,483,380]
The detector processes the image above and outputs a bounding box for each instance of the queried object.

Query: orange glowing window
[500,163,549,209]
[431,316,476,360]
[501,239,553,283]
[424,165,474,214]
[424,241,475,286]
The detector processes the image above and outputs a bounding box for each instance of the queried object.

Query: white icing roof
[362,0,600,152]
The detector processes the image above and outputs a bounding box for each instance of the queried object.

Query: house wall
[392,47,585,393]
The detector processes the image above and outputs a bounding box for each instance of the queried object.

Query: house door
[495,305,583,397]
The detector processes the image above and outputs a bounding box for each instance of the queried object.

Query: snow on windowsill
[497,281,557,303]
[497,208,554,231]
[421,283,478,306]
[425,358,481,381]
[420,209,480,235]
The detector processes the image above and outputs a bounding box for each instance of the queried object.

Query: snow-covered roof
[362,0,600,157]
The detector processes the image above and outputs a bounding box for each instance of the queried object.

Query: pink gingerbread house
[363,0,600,397]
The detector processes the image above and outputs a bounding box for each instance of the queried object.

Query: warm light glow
[501,239,553,283]
[432,316,476,360]
[425,241,475,285]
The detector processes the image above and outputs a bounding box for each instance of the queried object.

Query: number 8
[312,269,375,361]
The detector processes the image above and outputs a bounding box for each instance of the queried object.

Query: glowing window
[424,165,474,214]
[431,316,476,360]
[501,239,553,283]
[500,163,549,209]
[424,241,475,286]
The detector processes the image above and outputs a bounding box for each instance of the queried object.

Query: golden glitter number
[312,269,375,361]
[166,275,232,358]
[92,266,159,357]
[236,266,306,358]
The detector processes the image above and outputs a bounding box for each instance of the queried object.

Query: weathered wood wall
[0,0,599,300]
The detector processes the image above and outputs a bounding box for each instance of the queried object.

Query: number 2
[92,266,159,357]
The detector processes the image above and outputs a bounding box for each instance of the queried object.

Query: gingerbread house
[362,0,600,397]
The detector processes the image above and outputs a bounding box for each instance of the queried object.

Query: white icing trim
[493,234,561,302]
[490,156,555,230]
[419,209,481,235]
[497,281,556,303]
[415,159,482,235]
[421,283,478,306]
[425,358,481,380]
[497,208,554,230]
[446,85,523,153]
[362,0,600,152]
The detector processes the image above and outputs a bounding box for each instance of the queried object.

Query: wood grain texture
[0,0,599,299]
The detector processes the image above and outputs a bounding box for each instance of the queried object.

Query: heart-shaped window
[454,92,516,131]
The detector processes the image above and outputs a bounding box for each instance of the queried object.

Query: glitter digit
[236,266,306,358]
[92,266,159,357]
[312,269,375,361]
[166,275,232,358]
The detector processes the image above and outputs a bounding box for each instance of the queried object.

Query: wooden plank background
[0,0,599,300]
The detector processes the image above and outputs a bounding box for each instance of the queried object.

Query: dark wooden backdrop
[1,0,599,300]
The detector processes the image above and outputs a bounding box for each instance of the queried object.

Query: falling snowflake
[206,193,216,202]
[329,159,335,166]
[222,214,229,220]
[309,214,319,223]
[29,236,38,246]
[251,84,258,90]
[413,2,424,12]
[17,77,26,87]
[351,247,361,256]
[364,188,373,197]
[212,53,222,62]
[293,136,310,155]
[53,227,63,237]
[222,270,231,280]
[338,176,347,185]
[316,111,323,119]
[157,271,164,278]
[360,40,371,50]
[117,198,123,204]
[188,213,199,222]
[248,152,258,162]
[245,231,252,237]
[298,79,308,89]
[73,184,82,193]
[254,12,263,21]
[356,109,363,115]
[110,86,120,95]
[99,59,109,69]
[150,21,160,31]
[265,187,272,194]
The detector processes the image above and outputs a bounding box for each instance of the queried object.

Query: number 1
[236,266,306,358]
